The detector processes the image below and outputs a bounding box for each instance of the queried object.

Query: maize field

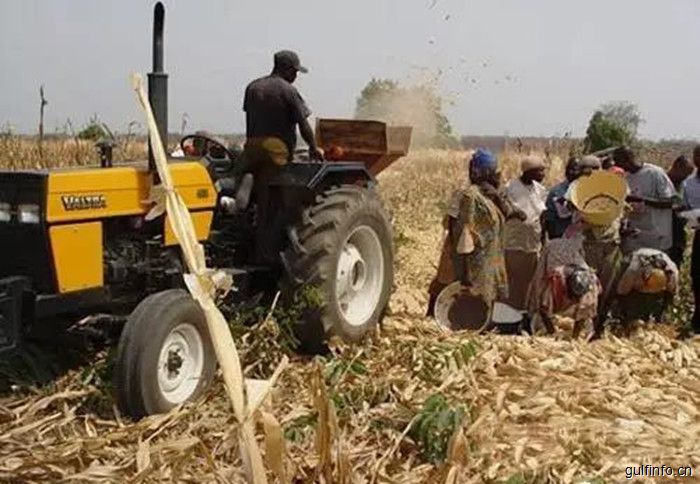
[0,139,698,483]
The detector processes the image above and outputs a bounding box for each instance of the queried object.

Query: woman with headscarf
[427,149,522,317]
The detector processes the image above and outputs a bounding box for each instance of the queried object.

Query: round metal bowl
[491,302,527,334]
[434,282,489,331]
[434,284,529,334]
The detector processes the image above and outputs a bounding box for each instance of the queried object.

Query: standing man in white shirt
[613,146,677,256]
[504,155,548,310]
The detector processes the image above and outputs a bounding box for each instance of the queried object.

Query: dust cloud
[354,79,456,149]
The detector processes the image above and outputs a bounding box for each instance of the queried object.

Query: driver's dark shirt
[243,73,311,157]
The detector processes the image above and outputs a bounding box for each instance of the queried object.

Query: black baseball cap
[274,50,308,73]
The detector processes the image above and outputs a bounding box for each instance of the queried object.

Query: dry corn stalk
[130,72,285,484]
[312,362,338,482]
[259,410,287,482]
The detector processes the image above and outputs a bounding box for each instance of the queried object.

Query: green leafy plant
[283,413,318,443]
[393,226,413,250]
[320,355,390,418]
[324,358,368,386]
[232,285,324,354]
[452,341,478,368]
[413,340,479,383]
[273,285,324,352]
[409,394,466,464]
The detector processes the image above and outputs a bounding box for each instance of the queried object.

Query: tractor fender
[306,163,376,191]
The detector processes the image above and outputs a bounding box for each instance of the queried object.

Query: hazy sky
[2,0,699,140]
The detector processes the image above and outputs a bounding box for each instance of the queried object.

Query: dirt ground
[1,149,699,483]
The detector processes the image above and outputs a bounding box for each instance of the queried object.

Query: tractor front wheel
[283,185,394,352]
[113,289,216,418]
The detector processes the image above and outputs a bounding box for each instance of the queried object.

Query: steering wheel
[179,133,238,161]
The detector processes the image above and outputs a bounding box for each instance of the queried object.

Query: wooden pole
[38,85,48,158]
[130,72,286,484]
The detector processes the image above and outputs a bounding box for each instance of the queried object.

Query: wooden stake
[130,72,284,484]
[38,85,48,158]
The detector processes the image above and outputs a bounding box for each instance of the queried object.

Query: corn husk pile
[2,318,699,483]
[1,150,699,483]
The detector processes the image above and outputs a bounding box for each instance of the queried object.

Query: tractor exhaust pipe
[148,2,168,171]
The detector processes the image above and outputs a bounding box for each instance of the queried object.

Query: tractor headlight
[0,203,10,222]
[17,204,40,224]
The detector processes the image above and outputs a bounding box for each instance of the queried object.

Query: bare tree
[65,118,82,164]
[123,120,140,153]
[38,85,48,157]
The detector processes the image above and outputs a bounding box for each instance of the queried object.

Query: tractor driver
[242,50,324,263]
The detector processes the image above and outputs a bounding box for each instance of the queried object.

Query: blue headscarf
[470,148,497,171]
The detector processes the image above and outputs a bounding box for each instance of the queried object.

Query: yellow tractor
[0,3,410,417]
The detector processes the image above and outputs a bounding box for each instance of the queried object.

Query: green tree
[77,123,106,141]
[354,78,457,148]
[78,114,106,141]
[600,101,643,138]
[583,101,643,153]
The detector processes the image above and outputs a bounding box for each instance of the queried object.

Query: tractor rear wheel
[283,185,394,352]
[113,289,216,418]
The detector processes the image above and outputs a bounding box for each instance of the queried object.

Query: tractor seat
[203,154,234,180]
[216,173,254,214]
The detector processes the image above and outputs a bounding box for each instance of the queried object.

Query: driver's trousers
[241,144,290,265]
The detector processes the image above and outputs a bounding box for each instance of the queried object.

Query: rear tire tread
[282,184,393,351]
